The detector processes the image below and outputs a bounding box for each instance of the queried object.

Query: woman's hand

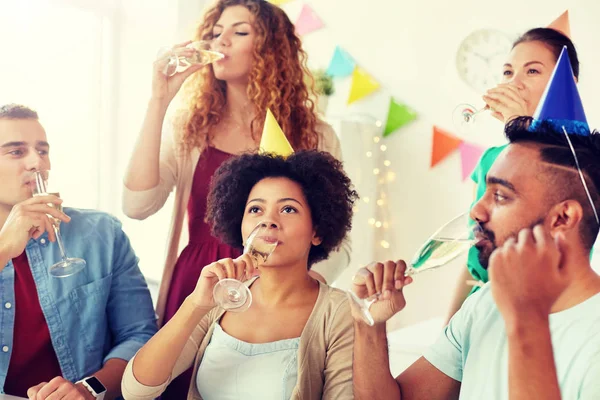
[188,253,258,309]
[482,83,530,123]
[151,41,204,106]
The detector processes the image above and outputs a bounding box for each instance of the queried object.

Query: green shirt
[467,145,507,293]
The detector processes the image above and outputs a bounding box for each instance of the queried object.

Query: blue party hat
[530,46,590,135]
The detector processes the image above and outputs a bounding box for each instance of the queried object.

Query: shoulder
[323,285,350,307]
[64,207,122,228]
[317,284,353,329]
[62,207,128,244]
[455,282,497,324]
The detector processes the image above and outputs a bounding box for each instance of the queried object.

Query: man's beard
[475,217,545,269]
[474,224,496,269]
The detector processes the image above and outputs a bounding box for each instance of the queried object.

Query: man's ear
[548,199,584,235]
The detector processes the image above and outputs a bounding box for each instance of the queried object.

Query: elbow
[121,189,155,221]
[122,204,151,221]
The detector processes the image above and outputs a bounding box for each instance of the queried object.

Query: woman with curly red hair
[122,0,349,396]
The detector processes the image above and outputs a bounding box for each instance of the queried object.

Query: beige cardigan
[122,119,352,325]
[121,282,354,400]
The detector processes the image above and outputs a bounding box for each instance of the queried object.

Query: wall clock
[456,29,514,93]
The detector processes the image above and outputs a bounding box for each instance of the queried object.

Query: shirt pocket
[69,274,112,353]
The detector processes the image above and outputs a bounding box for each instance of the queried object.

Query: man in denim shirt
[0,104,158,399]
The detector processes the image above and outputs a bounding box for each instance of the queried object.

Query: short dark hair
[206,150,358,267]
[513,28,580,79]
[0,104,39,120]
[505,117,600,249]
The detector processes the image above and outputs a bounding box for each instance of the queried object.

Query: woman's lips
[258,236,280,245]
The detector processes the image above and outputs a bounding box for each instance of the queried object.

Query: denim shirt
[0,208,158,392]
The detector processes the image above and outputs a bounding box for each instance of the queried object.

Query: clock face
[456,29,514,93]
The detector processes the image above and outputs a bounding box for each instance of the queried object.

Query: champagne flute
[158,40,224,77]
[32,171,86,278]
[212,222,279,312]
[452,103,490,134]
[348,212,476,326]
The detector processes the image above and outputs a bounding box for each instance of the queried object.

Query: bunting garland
[347,67,380,105]
[430,126,486,180]
[459,142,485,181]
[326,46,355,78]
[431,126,463,167]
[294,4,324,36]
[278,1,484,180]
[383,98,417,137]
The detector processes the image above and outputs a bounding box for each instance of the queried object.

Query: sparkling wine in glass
[213,222,279,312]
[159,40,224,77]
[32,171,86,278]
[348,212,476,326]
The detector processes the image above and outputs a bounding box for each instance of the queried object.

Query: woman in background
[122,1,350,395]
[445,27,582,323]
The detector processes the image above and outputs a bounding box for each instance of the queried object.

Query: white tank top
[196,322,300,399]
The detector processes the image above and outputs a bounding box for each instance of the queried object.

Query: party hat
[548,10,571,38]
[530,46,589,135]
[259,108,294,156]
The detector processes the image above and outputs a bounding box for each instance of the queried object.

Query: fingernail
[395,280,403,289]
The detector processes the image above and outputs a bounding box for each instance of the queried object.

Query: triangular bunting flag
[548,10,570,38]
[260,108,294,156]
[295,4,324,36]
[459,142,485,180]
[383,98,417,137]
[431,126,463,167]
[347,67,380,105]
[326,46,355,77]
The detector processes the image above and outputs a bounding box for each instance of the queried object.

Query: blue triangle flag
[531,46,590,135]
[326,46,355,78]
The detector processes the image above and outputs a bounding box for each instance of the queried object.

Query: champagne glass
[212,222,279,312]
[452,103,490,134]
[158,40,224,77]
[348,212,476,326]
[32,171,86,278]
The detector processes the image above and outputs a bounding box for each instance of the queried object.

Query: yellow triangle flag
[259,109,294,156]
[268,0,291,5]
[347,66,380,105]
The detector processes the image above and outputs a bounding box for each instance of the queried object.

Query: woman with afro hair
[122,150,358,400]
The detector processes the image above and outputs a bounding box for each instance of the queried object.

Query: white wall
[112,0,219,283]
[274,0,600,328]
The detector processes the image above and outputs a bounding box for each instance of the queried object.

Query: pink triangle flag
[295,4,324,36]
[459,142,485,181]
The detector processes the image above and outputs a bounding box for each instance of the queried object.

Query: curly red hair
[177,0,320,153]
